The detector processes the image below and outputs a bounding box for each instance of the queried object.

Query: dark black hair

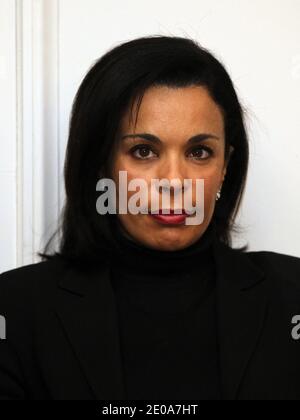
[39,35,249,266]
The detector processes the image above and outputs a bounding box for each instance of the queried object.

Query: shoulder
[0,257,71,311]
[0,256,68,287]
[245,249,300,275]
[245,249,300,300]
[246,249,300,271]
[0,257,80,346]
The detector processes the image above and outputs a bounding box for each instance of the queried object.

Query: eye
[129,144,213,161]
[130,144,157,160]
[188,146,213,161]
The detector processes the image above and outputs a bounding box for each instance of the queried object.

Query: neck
[110,218,217,279]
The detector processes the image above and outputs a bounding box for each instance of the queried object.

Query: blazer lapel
[54,237,269,401]
[54,261,125,400]
[213,239,269,400]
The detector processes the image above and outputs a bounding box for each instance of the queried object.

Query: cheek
[114,160,153,199]
[112,155,143,184]
[203,177,218,197]
[192,165,222,191]
[194,170,222,211]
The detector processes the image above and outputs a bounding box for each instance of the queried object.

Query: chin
[144,241,183,252]
[148,232,193,251]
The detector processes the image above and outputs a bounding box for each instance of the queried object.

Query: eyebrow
[121,133,220,145]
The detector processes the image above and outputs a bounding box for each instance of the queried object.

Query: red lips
[158,209,187,215]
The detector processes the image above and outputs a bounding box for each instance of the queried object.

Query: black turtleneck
[110,219,221,400]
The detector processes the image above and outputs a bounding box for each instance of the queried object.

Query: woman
[0,35,300,401]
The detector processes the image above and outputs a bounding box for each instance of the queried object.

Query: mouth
[148,209,189,225]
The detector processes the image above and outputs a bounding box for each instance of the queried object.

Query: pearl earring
[216,189,222,201]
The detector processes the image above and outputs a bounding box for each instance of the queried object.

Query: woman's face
[109,85,229,251]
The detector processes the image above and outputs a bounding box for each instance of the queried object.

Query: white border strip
[16,0,60,266]
[15,0,24,267]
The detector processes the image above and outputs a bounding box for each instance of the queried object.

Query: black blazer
[1,239,300,400]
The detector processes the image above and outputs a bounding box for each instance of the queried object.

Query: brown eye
[130,145,157,160]
[189,146,213,160]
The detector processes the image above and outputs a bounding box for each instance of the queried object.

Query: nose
[155,156,187,195]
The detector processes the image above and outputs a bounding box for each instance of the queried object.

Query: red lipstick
[149,209,187,225]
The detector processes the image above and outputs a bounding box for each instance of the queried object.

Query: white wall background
[1,0,300,272]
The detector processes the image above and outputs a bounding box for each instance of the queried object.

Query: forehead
[120,85,225,138]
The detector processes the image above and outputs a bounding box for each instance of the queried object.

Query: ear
[226,144,234,163]
[222,168,227,182]
[223,145,234,177]
[222,161,228,182]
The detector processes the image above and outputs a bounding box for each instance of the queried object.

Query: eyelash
[129,144,214,161]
